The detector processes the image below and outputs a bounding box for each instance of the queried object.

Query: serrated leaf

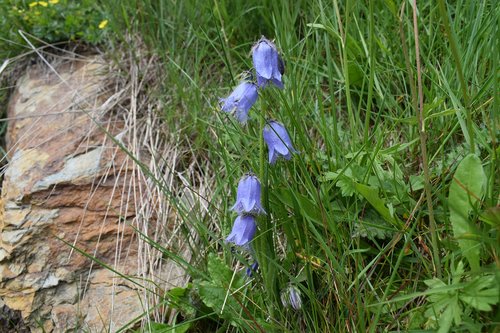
[198,280,243,325]
[207,253,243,288]
[460,275,499,311]
[448,154,486,271]
[337,177,356,197]
[320,171,339,181]
[197,254,245,323]
[352,209,394,240]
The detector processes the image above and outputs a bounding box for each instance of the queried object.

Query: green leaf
[460,275,499,311]
[206,253,240,286]
[196,254,245,323]
[144,322,191,333]
[448,154,486,271]
[337,176,356,197]
[198,280,236,316]
[354,182,403,228]
[166,286,196,318]
[479,206,500,227]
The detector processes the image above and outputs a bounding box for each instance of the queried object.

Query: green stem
[412,0,442,278]
[258,106,277,318]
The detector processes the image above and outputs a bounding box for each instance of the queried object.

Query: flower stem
[412,0,442,278]
[258,104,277,316]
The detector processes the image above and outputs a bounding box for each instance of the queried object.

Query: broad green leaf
[448,154,486,271]
[197,254,245,323]
[460,275,499,311]
[207,254,232,284]
[354,182,403,228]
[166,286,196,318]
[198,280,238,317]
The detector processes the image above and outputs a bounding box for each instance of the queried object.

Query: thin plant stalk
[258,103,277,318]
[412,0,442,278]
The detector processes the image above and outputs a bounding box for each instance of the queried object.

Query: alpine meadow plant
[220,80,258,124]
[231,174,266,215]
[280,284,303,311]
[221,36,292,253]
[263,120,297,164]
[225,215,257,247]
[252,37,285,89]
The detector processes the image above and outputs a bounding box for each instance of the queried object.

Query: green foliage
[66,0,498,331]
[196,254,245,321]
[136,322,191,333]
[0,0,108,57]
[448,154,486,271]
[423,261,499,332]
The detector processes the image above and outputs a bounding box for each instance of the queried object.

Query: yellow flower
[98,20,108,29]
[38,1,48,7]
[29,2,38,7]
[49,0,59,4]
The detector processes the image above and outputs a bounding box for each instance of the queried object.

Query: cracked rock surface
[0,57,143,332]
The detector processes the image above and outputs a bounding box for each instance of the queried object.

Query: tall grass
[98,0,499,332]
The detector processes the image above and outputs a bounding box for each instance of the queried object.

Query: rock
[0,56,148,331]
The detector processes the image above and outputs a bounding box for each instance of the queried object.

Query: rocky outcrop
[0,56,145,332]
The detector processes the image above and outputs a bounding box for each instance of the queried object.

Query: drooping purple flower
[252,37,284,89]
[231,174,266,215]
[226,215,257,246]
[220,81,258,124]
[280,284,302,310]
[246,261,259,277]
[263,121,297,164]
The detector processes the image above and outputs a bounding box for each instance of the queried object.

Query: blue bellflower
[220,81,258,124]
[263,121,297,164]
[231,174,266,215]
[226,215,257,247]
[280,285,302,310]
[246,261,259,277]
[252,37,284,89]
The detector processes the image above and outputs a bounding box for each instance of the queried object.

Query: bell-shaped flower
[246,261,259,277]
[252,37,284,89]
[263,121,297,164]
[226,215,257,247]
[280,284,302,310]
[220,81,258,124]
[231,174,266,215]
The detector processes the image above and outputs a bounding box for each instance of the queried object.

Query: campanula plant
[225,215,257,247]
[220,80,258,124]
[252,37,285,89]
[263,120,297,164]
[280,284,302,311]
[231,174,266,215]
[246,261,259,277]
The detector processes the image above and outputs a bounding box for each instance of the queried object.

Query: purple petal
[253,40,274,80]
[231,175,265,215]
[263,121,296,164]
[220,82,258,123]
[226,215,257,246]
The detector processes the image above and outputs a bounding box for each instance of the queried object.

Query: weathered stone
[0,56,143,331]
[51,304,78,332]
